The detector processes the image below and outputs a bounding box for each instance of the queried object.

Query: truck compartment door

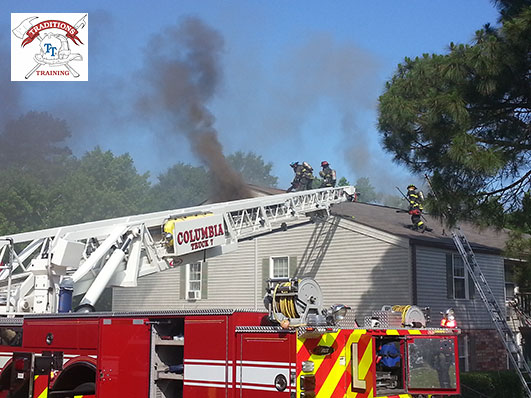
[97,318,151,397]
[238,333,294,397]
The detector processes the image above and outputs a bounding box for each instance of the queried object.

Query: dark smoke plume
[136,17,251,201]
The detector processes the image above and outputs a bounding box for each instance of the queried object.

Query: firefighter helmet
[321,161,329,167]
[407,184,416,189]
[290,161,299,168]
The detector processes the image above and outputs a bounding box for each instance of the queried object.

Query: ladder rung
[453,228,531,397]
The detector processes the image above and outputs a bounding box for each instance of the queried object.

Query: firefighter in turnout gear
[319,161,336,188]
[287,162,302,192]
[299,162,315,190]
[407,184,425,231]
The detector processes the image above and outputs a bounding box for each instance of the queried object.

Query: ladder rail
[0,186,355,314]
[0,186,353,246]
[452,228,531,397]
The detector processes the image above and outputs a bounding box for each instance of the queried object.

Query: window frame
[452,254,469,300]
[504,261,516,300]
[269,256,290,279]
[186,261,202,300]
[458,334,469,371]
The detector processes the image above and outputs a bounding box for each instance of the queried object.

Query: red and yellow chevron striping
[297,328,451,397]
[33,374,49,398]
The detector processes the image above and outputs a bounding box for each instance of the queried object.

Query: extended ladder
[0,186,355,314]
[452,227,531,397]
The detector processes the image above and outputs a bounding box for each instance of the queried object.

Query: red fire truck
[0,279,460,398]
[0,187,460,397]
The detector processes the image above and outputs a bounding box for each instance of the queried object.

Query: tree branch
[475,137,531,150]
[477,169,531,197]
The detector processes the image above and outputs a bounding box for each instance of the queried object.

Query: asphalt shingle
[331,201,512,254]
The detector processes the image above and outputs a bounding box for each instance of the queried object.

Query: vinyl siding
[113,217,412,320]
[415,246,505,329]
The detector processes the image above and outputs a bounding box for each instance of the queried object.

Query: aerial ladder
[0,186,355,315]
[452,228,531,397]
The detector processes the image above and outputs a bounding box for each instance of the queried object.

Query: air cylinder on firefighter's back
[58,277,74,313]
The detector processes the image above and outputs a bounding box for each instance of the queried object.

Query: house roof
[199,184,286,205]
[246,184,286,196]
[331,201,512,254]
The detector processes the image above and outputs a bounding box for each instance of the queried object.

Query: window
[504,261,516,300]
[270,256,289,278]
[186,262,202,300]
[446,254,475,300]
[452,255,467,299]
[458,334,469,371]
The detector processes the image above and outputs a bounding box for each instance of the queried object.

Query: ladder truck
[0,187,461,398]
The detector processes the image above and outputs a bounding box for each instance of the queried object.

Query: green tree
[383,194,408,209]
[378,2,531,288]
[0,169,54,234]
[337,177,350,187]
[226,151,278,188]
[150,163,210,211]
[378,4,531,227]
[355,177,380,203]
[0,112,72,181]
[48,147,152,225]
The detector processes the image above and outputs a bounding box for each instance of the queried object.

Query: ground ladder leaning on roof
[423,174,531,397]
[452,228,531,397]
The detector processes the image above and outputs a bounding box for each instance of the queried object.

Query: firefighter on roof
[287,161,314,192]
[319,161,336,188]
[407,184,425,231]
[287,162,302,192]
[299,162,315,190]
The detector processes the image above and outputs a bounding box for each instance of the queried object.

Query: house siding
[113,217,412,321]
[415,246,506,329]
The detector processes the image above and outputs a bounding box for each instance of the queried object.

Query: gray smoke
[341,112,408,193]
[285,34,407,192]
[0,35,22,125]
[135,17,251,201]
[222,32,410,192]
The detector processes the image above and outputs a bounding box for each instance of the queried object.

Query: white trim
[186,261,202,301]
[238,366,292,388]
[185,364,226,383]
[269,256,289,279]
[184,381,229,389]
[185,359,232,364]
[63,354,97,359]
[238,384,282,392]
[0,353,11,368]
[452,254,469,300]
[238,360,293,367]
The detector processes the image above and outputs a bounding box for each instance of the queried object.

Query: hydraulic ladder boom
[452,228,531,397]
[0,186,355,314]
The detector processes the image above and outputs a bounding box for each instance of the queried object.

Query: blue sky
[2,1,500,192]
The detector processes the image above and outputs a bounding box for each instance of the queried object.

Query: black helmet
[407,184,416,189]
[321,161,329,167]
